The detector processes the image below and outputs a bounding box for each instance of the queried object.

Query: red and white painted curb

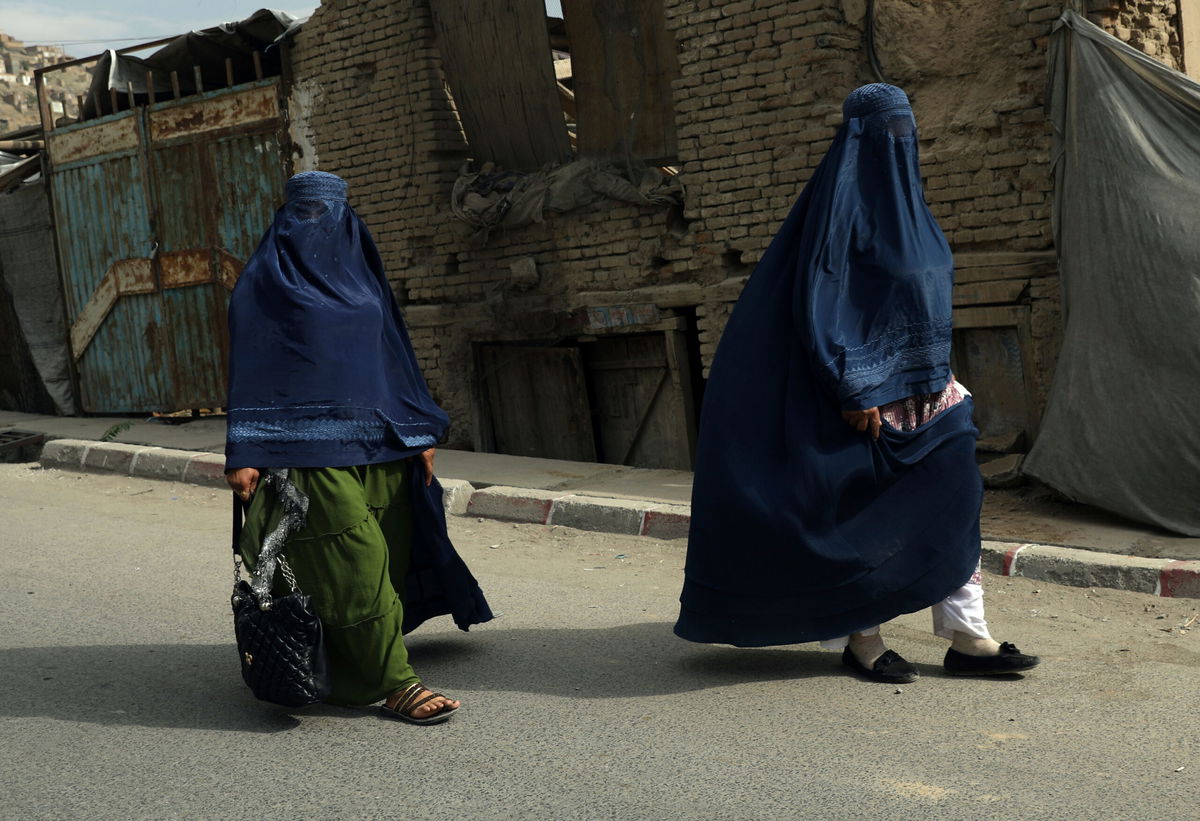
[982,541,1200,599]
[37,438,1200,600]
[465,485,690,539]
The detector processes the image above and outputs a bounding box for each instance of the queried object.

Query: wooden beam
[562,0,682,164]
[429,0,571,169]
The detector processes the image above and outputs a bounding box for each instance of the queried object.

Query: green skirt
[239,460,420,706]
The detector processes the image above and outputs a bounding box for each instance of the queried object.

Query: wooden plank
[586,334,692,469]
[952,279,1028,306]
[562,0,682,163]
[952,305,1026,329]
[663,328,698,467]
[35,73,54,132]
[954,251,1057,268]
[430,0,571,169]
[478,345,596,461]
[950,324,1031,453]
[0,155,41,194]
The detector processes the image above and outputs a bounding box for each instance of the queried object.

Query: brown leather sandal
[379,681,459,725]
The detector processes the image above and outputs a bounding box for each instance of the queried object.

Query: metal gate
[44,79,288,412]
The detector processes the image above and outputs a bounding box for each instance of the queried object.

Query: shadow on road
[0,623,843,729]
[0,642,368,732]
[406,621,837,698]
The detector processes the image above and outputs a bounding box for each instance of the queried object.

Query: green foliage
[99,421,134,442]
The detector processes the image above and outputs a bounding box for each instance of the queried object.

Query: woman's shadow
[0,623,835,730]
[407,620,833,699]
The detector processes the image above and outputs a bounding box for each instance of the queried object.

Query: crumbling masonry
[286,0,1190,466]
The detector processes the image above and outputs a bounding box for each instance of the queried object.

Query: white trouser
[819,566,990,650]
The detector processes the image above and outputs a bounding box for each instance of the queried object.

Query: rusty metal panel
[430,0,571,169]
[48,142,164,410]
[562,0,682,163]
[159,282,232,409]
[150,118,286,408]
[148,81,281,142]
[68,258,156,360]
[217,250,242,291]
[159,250,213,289]
[211,130,286,263]
[47,113,140,166]
[47,81,288,412]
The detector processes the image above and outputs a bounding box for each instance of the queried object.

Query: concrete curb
[36,439,1200,599]
[465,485,693,539]
[981,541,1200,598]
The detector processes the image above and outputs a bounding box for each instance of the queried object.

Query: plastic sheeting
[82,8,296,119]
[0,181,75,414]
[1024,11,1200,536]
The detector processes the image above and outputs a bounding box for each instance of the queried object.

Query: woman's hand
[841,407,882,440]
[225,467,260,501]
[420,448,436,486]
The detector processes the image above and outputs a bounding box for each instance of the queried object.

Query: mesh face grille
[843,83,911,120]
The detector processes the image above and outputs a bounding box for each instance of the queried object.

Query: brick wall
[288,0,1181,454]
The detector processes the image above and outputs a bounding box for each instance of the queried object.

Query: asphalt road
[1,463,1198,820]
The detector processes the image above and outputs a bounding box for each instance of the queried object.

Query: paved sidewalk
[3,409,1199,599]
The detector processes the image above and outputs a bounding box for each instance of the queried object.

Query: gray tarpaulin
[82,8,296,119]
[1024,11,1200,535]
[0,182,75,414]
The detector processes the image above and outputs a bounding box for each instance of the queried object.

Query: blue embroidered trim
[830,317,953,401]
[228,415,437,448]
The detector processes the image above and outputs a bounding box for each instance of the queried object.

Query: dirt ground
[981,485,1200,560]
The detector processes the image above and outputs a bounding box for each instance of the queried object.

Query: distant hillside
[0,31,91,133]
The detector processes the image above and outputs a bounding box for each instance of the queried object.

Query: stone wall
[1086,0,1184,67]
[287,0,1183,458]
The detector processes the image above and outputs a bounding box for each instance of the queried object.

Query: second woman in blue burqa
[675,84,1039,682]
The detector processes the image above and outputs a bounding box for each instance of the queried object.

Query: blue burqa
[675,84,982,647]
[226,171,491,632]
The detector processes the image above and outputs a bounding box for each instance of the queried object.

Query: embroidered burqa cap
[286,170,348,201]
[675,84,981,647]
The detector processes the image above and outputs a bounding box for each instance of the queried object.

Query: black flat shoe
[944,642,1040,676]
[841,647,919,683]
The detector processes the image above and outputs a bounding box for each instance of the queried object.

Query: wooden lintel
[953,279,1029,307]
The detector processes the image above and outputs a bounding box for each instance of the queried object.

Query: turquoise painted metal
[46,78,288,413]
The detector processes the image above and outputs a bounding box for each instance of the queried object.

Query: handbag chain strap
[231,468,311,610]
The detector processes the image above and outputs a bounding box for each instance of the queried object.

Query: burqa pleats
[675,85,982,648]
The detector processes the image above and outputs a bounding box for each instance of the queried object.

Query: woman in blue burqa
[675,84,1038,682]
[224,171,492,722]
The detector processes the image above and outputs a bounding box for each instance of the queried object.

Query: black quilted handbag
[230,470,331,708]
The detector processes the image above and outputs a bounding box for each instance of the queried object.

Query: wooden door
[477,344,597,461]
[585,330,696,469]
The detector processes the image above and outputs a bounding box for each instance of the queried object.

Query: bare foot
[384,683,460,721]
